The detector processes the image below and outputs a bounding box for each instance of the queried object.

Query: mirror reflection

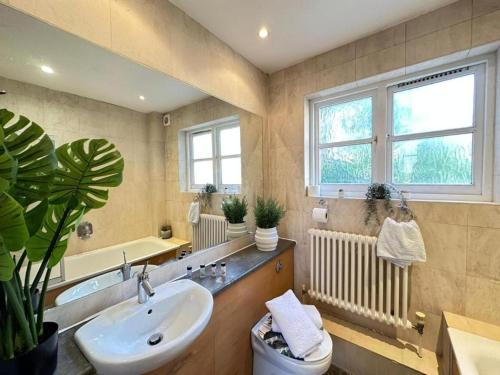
[0,4,262,308]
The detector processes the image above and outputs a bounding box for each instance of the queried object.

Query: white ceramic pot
[255,227,279,251]
[226,222,247,240]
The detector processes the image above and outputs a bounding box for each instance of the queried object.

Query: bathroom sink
[55,264,158,305]
[75,279,213,375]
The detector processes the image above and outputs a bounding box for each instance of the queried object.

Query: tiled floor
[326,365,351,375]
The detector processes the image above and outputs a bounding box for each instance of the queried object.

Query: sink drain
[147,333,163,346]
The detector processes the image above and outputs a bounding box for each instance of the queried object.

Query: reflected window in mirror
[186,117,241,192]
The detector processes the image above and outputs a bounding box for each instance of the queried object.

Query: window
[309,59,492,201]
[187,118,241,191]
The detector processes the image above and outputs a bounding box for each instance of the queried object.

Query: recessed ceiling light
[40,65,54,74]
[258,27,269,39]
[139,95,145,101]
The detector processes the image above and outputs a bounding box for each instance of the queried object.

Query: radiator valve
[413,311,425,335]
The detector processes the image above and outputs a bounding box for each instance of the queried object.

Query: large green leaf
[0,236,14,281]
[25,203,85,267]
[50,139,124,209]
[0,109,57,207]
[0,193,29,252]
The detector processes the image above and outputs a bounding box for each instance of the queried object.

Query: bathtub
[22,236,182,290]
[448,327,500,375]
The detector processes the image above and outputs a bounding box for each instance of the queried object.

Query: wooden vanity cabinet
[148,245,294,375]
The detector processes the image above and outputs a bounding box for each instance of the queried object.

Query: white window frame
[308,55,495,202]
[186,116,241,192]
[311,90,378,196]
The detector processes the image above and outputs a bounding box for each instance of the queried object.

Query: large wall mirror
[0,4,263,308]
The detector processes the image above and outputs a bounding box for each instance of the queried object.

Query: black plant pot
[0,322,58,375]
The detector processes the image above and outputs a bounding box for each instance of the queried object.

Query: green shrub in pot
[222,196,248,240]
[254,196,285,251]
[0,108,124,372]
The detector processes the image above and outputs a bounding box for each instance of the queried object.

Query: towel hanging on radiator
[377,217,426,268]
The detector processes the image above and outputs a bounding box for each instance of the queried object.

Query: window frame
[186,117,241,192]
[386,64,486,196]
[311,89,378,195]
[307,56,493,201]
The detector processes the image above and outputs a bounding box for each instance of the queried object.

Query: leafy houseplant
[222,196,248,240]
[0,108,124,372]
[254,196,285,251]
[364,183,393,225]
[196,183,217,211]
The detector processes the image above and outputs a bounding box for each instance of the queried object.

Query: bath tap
[121,251,131,281]
[137,262,155,304]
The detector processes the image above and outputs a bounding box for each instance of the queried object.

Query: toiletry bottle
[211,263,217,277]
[187,266,192,279]
[221,262,226,277]
[200,264,206,278]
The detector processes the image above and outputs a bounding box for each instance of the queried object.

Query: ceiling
[171,0,457,73]
[0,5,208,113]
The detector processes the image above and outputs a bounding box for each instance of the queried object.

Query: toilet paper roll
[312,207,328,223]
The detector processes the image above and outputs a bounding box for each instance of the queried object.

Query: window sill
[307,191,497,205]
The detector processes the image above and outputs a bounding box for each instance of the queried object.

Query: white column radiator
[308,228,412,329]
[192,214,228,251]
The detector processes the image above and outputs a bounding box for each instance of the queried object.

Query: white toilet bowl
[251,314,333,375]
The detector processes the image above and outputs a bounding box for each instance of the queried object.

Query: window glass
[193,160,213,185]
[393,74,474,136]
[221,157,241,185]
[220,127,241,156]
[320,144,371,184]
[192,131,212,159]
[319,97,372,144]
[392,134,472,185]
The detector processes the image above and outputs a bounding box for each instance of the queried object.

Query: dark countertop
[55,239,295,375]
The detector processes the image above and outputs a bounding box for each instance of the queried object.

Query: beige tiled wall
[0,75,167,256]
[0,0,268,117]
[165,97,263,243]
[267,0,500,351]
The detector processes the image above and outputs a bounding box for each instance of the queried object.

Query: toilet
[251,314,333,375]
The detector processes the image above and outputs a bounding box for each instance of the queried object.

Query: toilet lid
[304,329,332,362]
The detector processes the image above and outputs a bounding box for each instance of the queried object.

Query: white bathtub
[448,327,500,375]
[22,236,181,290]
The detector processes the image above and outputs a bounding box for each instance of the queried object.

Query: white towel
[265,290,323,358]
[272,304,323,333]
[187,202,200,224]
[377,217,426,268]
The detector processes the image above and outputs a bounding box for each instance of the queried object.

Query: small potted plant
[254,196,285,251]
[364,183,393,225]
[222,196,248,240]
[160,224,172,239]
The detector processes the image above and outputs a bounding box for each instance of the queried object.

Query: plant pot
[226,222,247,240]
[0,322,59,375]
[255,227,279,251]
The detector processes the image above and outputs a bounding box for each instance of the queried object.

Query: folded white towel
[187,202,200,224]
[272,305,323,333]
[265,290,323,358]
[377,217,426,268]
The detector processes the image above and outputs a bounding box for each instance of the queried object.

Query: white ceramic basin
[75,279,213,375]
[55,265,158,305]
[448,327,500,375]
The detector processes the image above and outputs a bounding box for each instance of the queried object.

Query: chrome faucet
[137,262,155,304]
[121,251,131,281]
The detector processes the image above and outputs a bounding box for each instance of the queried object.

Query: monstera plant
[0,108,124,368]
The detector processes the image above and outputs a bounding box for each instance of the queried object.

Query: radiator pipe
[412,311,426,357]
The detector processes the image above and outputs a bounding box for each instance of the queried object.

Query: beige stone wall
[165,97,263,243]
[0,75,167,256]
[267,0,500,351]
[0,0,268,117]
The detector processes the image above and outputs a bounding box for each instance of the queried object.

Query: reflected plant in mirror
[222,195,248,240]
[0,108,123,365]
